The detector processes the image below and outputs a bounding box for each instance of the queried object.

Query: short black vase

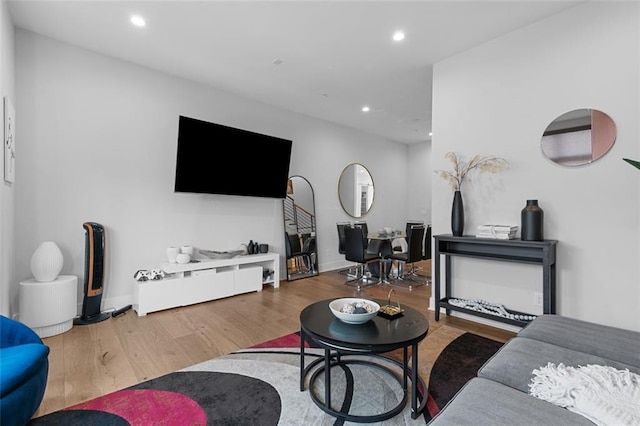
[521,200,544,241]
[451,190,464,237]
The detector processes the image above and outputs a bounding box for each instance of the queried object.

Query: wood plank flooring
[35,261,515,418]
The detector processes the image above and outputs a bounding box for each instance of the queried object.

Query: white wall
[13,29,426,315]
[0,0,15,317]
[432,2,639,331]
[407,141,431,224]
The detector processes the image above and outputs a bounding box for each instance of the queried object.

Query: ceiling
[7,0,583,144]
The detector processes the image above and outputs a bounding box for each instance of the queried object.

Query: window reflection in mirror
[338,163,374,218]
[541,109,616,167]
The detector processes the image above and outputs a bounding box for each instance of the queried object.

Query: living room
[1,1,639,424]
[2,0,638,331]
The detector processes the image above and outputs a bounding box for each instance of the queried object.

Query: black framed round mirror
[541,109,616,167]
[338,163,375,218]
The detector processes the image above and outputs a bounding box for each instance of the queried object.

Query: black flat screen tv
[174,116,293,199]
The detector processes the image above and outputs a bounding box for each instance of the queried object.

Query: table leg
[411,342,419,419]
[434,247,441,321]
[403,347,408,390]
[324,348,331,409]
[299,328,305,391]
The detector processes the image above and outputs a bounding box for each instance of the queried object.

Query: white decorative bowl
[176,253,191,264]
[329,298,380,324]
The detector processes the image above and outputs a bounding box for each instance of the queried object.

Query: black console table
[434,235,558,327]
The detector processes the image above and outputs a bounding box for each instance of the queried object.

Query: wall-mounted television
[174,116,293,199]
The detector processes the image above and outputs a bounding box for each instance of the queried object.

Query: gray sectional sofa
[428,314,640,425]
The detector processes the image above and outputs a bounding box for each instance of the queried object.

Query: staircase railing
[283,196,315,235]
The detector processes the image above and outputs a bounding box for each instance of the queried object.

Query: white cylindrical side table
[19,275,78,338]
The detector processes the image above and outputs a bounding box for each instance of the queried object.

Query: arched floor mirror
[283,175,318,281]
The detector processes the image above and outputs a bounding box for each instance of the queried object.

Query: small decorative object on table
[199,249,244,259]
[378,289,405,319]
[448,298,536,322]
[30,241,64,282]
[166,246,179,263]
[476,224,519,240]
[133,269,165,281]
[521,200,544,241]
[435,152,510,237]
[329,298,380,324]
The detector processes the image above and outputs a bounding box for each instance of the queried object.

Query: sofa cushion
[427,377,594,426]
[518,314,640,368]
[478,337,640,393]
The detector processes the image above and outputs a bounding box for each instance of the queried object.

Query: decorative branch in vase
[435,152,510,236]
[623,158,640,170]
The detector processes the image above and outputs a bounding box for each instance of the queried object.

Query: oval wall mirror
[338,163,375,218]
[283,175,318,281]
[541,109,616,167]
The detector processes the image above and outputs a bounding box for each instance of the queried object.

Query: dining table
[366,230,406,280]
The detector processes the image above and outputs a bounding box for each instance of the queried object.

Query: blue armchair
[0,315,50,425]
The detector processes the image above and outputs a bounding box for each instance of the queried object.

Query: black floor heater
[74,222,111,325]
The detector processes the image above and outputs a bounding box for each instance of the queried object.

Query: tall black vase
[451,190,464,237]
[521,199,544,241]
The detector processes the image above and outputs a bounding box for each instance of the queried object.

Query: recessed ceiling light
[429,132,433,137]
[362,106,370,113]
[393,31,405,42]
[130,15,146,27]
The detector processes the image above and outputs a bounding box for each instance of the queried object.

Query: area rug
[424,332,504,421]
[30,333,425,425]
[30,331,502,425]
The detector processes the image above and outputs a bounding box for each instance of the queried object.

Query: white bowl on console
[176,253,191,264]
[329,298,380,324]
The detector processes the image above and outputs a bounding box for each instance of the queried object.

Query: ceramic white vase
[31,241,64,282]
[167,246,180,263]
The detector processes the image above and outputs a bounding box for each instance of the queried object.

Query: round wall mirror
[541,109,616,167]
[338,163,375,218]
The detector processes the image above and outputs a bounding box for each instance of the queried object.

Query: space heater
[74,222,111,325]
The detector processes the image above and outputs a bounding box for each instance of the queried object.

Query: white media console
[133,253,280,316]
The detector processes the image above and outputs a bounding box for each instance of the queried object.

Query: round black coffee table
[299,299,429,422]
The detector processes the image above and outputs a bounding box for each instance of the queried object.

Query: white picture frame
[4,96,15,183]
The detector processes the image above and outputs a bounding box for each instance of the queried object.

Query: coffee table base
[307,353,411,423]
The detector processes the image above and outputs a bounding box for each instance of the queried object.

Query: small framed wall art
[4,96,15,183]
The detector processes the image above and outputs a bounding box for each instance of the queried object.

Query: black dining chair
[386,224,427,289]
[301,233,317,273]
[343,225,382,290]
[394,221,424,252]
[285,232,312,279]
[353,220,373,252]
[423,224,432,261]
[336,222,358,278]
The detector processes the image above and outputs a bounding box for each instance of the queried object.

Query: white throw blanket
[529,363,640,426]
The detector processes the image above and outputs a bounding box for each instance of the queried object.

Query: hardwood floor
[35,261,515,418]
